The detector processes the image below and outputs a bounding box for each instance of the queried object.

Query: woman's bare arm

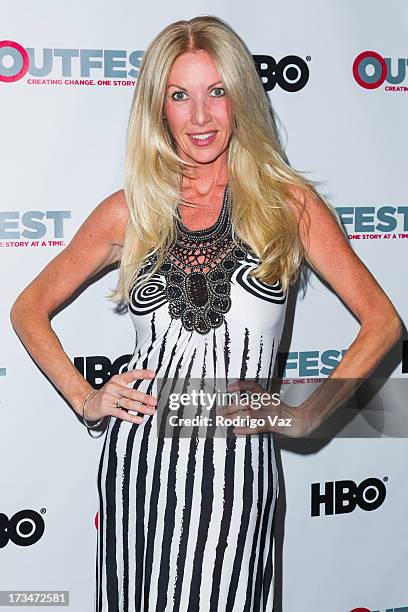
[284,185,402,435]
[9,189,129,416]
[289,185,402,374]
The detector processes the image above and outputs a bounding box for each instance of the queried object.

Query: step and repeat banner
[1,1,407,611]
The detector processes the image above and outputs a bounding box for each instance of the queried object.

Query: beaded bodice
[157,185,251,335]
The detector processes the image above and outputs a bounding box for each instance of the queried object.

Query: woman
[10,15,401,612]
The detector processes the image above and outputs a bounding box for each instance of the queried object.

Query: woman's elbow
[9,290,32,327]
[390,314,403,344]
[360,309,403,348]
[380,311,403,347]
[10,299,23,328]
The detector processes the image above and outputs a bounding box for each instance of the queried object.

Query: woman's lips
[188,131,217,147]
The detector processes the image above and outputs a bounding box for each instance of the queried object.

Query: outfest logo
[335,205,408,241]
[353,50,408,92]
[0,209,71,248]
[0,39,143,86]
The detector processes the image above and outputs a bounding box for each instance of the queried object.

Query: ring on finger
[116,397,122,409]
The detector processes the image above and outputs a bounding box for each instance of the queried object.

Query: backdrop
[1,2,407,611]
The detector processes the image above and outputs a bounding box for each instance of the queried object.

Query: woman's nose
[191,98,212,125]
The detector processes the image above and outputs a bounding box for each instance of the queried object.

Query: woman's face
[163,49,233,165]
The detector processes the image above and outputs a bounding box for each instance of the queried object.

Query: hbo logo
[253,54,309,92]
[0,510,45,547]
[311,478,386,516]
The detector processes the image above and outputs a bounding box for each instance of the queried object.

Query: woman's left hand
[215,379,317,438]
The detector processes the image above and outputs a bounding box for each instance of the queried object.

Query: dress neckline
[176,184,230,238]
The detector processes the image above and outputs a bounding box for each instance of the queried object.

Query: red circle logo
[0,40,29,82]
[353,50,387,89]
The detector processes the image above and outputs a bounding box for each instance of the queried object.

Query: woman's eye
[171,91,187,102]
[210,87,225,97]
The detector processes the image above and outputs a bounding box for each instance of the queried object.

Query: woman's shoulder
[102,188,129,226]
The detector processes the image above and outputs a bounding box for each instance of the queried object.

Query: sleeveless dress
[95,185,288,611]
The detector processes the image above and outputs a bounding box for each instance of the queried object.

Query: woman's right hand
[82,368,157,424]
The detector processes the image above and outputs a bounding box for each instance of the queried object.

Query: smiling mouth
[188,131,218,143]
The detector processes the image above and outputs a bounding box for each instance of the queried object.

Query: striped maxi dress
[95,185,288,611]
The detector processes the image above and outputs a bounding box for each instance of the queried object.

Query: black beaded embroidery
[158,185,250,335]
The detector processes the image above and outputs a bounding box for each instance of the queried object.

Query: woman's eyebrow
[166,80,223,91]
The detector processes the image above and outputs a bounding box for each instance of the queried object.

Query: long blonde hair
[108,15,342,303]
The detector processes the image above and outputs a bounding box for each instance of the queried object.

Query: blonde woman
[10,15,401,612]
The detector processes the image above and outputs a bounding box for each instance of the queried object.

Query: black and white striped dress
[95,185,288,611]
